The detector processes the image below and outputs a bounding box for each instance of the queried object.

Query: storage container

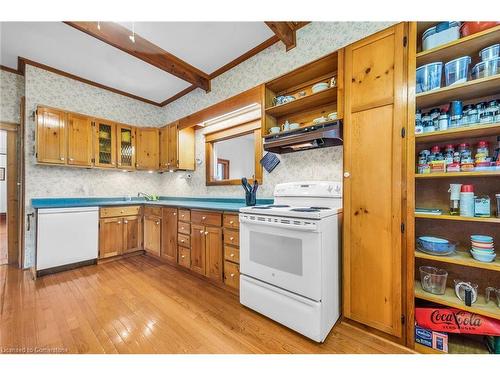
[422,22,460,51]
[461,22,500,37]
[460,184,475,217]
[416,62,443,93]
[479,44,500,61]
[445,56,471,86]
[472,57,500,79]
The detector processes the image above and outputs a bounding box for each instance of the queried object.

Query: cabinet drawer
[178,233,190,248]
[178,222,191,235]
[224,245,240,264]
[224,229,239,247]
[223,213,239,229]
[178,247,190,268]
[191,210,222,226]
[100,205,141,218]
[144,205,162,217]
[178,209,191,222]
[224,261,240,290]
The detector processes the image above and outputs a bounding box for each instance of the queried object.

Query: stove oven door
[239,213,322,301]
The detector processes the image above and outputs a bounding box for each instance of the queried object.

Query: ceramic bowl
[289,123,300,130]
[471,241,494,249]
[470,235,493,242]
[312,82,329,93]
[470,250,497,262]
[417,236,456,253]
[312,117,328,124]
[269,127,281,134]
[471,247,495,254]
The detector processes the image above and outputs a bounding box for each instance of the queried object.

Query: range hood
[263,121,342,154]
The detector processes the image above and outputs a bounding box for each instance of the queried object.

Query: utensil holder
[245,191,256,206]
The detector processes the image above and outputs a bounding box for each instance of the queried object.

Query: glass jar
[431,145,443,161]
[462,104,473,126]
[467,106,479,125]
[476,141,489,159]
[444,144,455,165]
[422,115,434,133]
[482,100,499,124]
[449,100,463,128]
[458,143,472,161]
[430,108,440,129]
[415,110,423,134]
[438,112,449,130]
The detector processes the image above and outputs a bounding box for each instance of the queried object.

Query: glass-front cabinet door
[94,119,116,168]
[116,124,136,170]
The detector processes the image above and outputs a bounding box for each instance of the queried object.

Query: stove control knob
[343,172,350,178]
[334,185,341,193]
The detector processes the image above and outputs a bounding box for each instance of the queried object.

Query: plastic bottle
[460,185,475,217]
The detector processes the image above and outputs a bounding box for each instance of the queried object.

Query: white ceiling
[0,22,275,104]
[118,22,274,73]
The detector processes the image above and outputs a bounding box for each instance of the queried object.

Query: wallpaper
[158,22,394,197]
[23,65,165,267]
[0,70,24,123]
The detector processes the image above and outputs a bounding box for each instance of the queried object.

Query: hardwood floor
[0,255,414,354]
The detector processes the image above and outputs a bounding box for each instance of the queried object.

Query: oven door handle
[239,216,319,232]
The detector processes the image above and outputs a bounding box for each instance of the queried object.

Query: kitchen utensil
[445,56,471,86]
[241,177,251,194]
[420,266,448,295]
[479,44,500,61]
[472,57,500,79]
[470,250,496,262]
[460,22,500,37]
[416,62,443,93]
[454,280,478,306]
[422,22,460,51]
[417,236,457,255]
[486,287,500,308]
[269,126,281,134]
[311,82,329,93]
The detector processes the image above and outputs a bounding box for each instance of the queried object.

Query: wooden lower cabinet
[223,214,240,291]
[99,218,124,258]
[144,215,161,256]
[161,207,178,263]
[178,246,190,268]
[223,261,240,290]
[123,215,141,253]
[190,224,206,275]
[205,226,223,281]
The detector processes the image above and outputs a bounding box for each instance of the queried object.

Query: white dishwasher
[36,206,99,275]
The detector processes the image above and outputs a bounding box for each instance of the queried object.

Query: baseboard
[36,258,98,277]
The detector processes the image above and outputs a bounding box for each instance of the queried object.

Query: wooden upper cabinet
[168,122,178,169]
[67,113,93,167]
[36,106,67,164]
[94,119,117,168]
[116,124,136,170]
[136,127,159,170]
[159,126,170,170]
[343,23,406,340]
[205,226,223,281]
[160,122,195,171]
[161,207,178,263]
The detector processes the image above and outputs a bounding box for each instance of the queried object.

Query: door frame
[0,118,24,268]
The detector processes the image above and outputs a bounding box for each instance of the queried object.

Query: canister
[438,113,449,130]
[460,185,475,217]
[474,195,491,217]
[449,100,463,127]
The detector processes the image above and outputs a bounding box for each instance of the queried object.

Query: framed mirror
[205,120,263,186]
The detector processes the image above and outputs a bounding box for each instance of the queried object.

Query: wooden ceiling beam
[64,21,211,92]
[264,22,310,51]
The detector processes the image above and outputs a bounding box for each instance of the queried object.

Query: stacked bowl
[470,235,496,262]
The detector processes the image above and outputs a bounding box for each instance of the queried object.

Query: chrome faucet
[137,192,157,201]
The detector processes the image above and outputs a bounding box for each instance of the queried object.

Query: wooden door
[167,122,178,169]
[190,224,206,275]
[143,216,161,256]
[99,218,123,258]
[36,106,66,164]
[161,207,178,263]
[67,113,93,166]
[116,124,136,170]
[159,126,170,171]
[94,119,116,168]
[136,128,159,170]
[123,215,141,253]
[205,226,223,281]
[343,23,407,339]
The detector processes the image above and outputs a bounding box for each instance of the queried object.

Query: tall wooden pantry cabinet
[343,23,409,341]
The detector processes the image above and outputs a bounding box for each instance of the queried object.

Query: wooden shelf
[414,342,445,354]
[417,25,500,66]
[415,122,500,143]
[415,170,500,179]
[415,213,500,223]
[265,87,337,117]
[415,284,500,320]
[416,74,500,109]
[415,250,500,272]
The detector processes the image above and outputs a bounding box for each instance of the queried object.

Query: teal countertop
[31,196,274,212]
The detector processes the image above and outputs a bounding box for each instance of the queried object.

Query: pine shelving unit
[408,22,500,354]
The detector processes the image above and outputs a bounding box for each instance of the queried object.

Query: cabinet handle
[156,221,160,225]
[181,255,185,259]
[180,239,185,243]
[118,221,122,224]
[230,237,234,241]
[173,212,177,216]
[202,216,206,220]
[69,157,74,161]
[124,220,128,224]
[230,273,235,278]
[199,230,204,234]
[229,220,234,224]
[204,231,208,235]
[343,172,350,178]
[181,215,185,218]
[60,157,65,161]
[230,253,234,258]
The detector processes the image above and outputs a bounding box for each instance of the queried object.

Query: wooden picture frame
[205,119,263,186]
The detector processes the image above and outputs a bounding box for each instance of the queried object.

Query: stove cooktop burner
[290,208,320,212]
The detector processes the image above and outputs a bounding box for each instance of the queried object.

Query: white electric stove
[239,181,342,342]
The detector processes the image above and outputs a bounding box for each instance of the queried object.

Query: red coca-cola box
[416,307,500,336]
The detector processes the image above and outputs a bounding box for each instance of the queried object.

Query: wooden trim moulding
[65,21,210,92]
[264,22,310,51]
[0,65,23,76]
[18,57,162,107]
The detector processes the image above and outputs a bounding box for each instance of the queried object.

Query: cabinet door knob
[229,220,234,224]
[181,255,185,259]
[180,239,184,243]
[204,231,208,235]
[202,216,206,220]
[230,253,234,257]
[124,220,128,224]
[69,157,74,161]
[173,212,177,216]
[117,221,122,224]
[60,157,65,161]
[230,237,234,241]
[156,221,160,225]
[230,273,235,278]
[344,172,350,178]
[200,230,204,234]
